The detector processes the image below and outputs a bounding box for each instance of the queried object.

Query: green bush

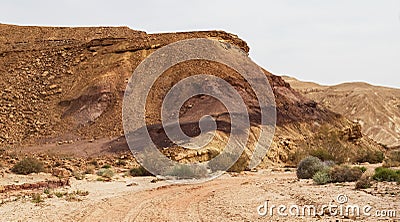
[355,177,372,189]
[101,164,112,169]
[96,168,114,179]
[357,151,384,164]
[372,167,400,182]
[129,166,153,177]
[11,157,45,175]
[353,166,367,173]
[31,193,44,204]
[313,169,331,185]
[296,156,324,179]
[208,152,248,173]
[169,165,195,179]
[329,165,363,183]
[322,160,336,167]
[310,148,335,162]
[72,171,84,180]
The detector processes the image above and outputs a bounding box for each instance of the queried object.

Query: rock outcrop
[0,24,383,166]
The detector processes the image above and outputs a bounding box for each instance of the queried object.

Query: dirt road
[2,170,399,221]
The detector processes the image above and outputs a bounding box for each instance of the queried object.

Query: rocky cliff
[0,24,383,166]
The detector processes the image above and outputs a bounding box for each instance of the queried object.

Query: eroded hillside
[0,24,383,165]
[283,76,400,148]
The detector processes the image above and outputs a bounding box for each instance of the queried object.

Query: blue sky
[1,0,399,88]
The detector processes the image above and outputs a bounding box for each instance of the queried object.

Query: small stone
[49,84,58,90]
[126,182,138,187]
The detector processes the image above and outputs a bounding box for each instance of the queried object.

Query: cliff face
[0,24,382,165]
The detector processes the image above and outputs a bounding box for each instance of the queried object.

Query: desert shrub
[169,165,195,179]
[43,188,50,195]
[356,150,384,164]
[31,193,44,204]
[208,152,248,173]
[389,150,400,162]
[296,156,324,179]
[355,177,372,189]
[73,190,89,196]
[383,151,400,167]
[228,153,249,173]
[54,191,67,198]
[72,171,84,180]
[353,166,367,173]
[329,165,363,183]
[372,167,400,182]
[101,164,111,169]
[288,149,307,165]
[323,160,336,168]
[96,168,114,178]
[310,148,335,162]
[129,166,153,177]
[84,165,95,174]
[11,157,45,175]
[313,169,331,185]
[65,193,82,202]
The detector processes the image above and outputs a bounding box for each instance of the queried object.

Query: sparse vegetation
[372,167,400,182]
[355,177,372,189]
[73,190,89,196]
[96,168,114,179]
[11,157,45,175]
[51,189,88,201]
[65,194,82,202]
[296,156,324,179]
[209,152,249,173]
[356,150,384,164]
[72,171,84,180]
[31,193,44,204]
[312,169,331,185]
[169,165,195,179]
[43,188,50,195]
[322,160,336,168]
[54,191,67,198]
[310,148,335,162]
[101,164,112,169]
[383,150,400,167]
[129,166,152,177]
[353,166,367,173]
[296,154,367,185]
[84,165,96,174]
[329,165,363,183]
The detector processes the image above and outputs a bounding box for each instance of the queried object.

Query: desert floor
[1,165,399,222]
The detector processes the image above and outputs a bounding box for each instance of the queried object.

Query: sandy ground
[1,168,399,222]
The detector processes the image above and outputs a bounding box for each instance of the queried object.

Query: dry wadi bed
[1,165,399,222]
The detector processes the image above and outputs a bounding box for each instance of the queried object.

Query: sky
[1,0,399,88]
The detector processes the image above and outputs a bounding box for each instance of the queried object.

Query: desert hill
[283,76,400,148]
[0,24,383,166]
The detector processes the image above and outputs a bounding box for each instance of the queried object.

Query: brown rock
[52,167,71,178]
